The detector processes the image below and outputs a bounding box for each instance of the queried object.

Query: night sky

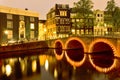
[0,0,120,19]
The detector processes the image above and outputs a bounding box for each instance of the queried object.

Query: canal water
[0,49,120,80]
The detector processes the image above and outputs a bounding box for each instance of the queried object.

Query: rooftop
[0,5,39,17]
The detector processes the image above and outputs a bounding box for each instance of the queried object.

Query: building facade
[94,10,112,36]
[0,6,39,44]
[46,4,71,39]
[70,8,94,35]
[38,20,46,40]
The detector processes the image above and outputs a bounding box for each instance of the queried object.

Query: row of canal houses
[0,4,112,45]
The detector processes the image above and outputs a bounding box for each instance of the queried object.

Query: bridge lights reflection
[89,41,117,73]
[54,68,58,78]
[32,60,37,72]
[65,39,86,67]
[54,40,64,60]
[45,59,49,71]
[4,64,12,76]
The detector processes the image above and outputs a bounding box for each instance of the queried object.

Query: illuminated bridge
[0,35,120,73]
[47,35,120,73]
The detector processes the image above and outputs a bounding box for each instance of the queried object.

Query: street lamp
[4,30,9,35]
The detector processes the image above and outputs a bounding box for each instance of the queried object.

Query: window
[7,14,13,19]
[30,17,35,22]
[19,16,24,21]
[85,30,88,34]
[76,19,79,22]
[60,19,64,24]
[81,30,84,34]
[7,21,13,29]
[60,11,67,16]
[30,31,34,39]
[72,19,75,22]
[7,30,13,39]
[30,23,35,29]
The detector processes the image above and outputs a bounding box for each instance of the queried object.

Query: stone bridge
[0,36,120,73]
[47,35,120,73]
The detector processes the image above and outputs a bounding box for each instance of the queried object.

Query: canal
[0,49,120,80]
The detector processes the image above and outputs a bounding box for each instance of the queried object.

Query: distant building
[46,4,71,39]
[94,9,106,35]
[70,8,94,35]
[104,11,113,35]
[94,10,112,36]
[0,5,39,44]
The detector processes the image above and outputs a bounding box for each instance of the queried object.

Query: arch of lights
[54,39,64,60]
[88,38,117,73]
[64,37,87,67]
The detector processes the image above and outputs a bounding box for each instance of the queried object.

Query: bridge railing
[69,31,120,38]
[45,31,120,41]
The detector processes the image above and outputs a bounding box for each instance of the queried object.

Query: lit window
[76,19,79,22]
[5,30,13,39]
[30,23,35,29]
[60,11,67,16]
[81,30,84,34]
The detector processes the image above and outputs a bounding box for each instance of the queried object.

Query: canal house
[0,5,39,45]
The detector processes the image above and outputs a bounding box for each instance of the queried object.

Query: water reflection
[0,51,120,80]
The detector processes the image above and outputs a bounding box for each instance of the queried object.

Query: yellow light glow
[45,59,49,71]
[44,28,47,32]
[54,40,64,60]
[65,52,86,67]
[88,39,118,72]
[54,68,58,78]
[2,65,5,74]
[30,23,35,29]
[64,37,87,67]
[4,30,9,35]
[21,60,25,72]
[89,55,117,73]
[32,60,37,72]
[5,64,12,76]
[71,29,75,34]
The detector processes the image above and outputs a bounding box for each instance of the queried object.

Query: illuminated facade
[46,4,71,39]
[94,10,112,36]
[0,5,39,44]
[70,8,94,35]
[94,10,106,36]
[38,20,46,40]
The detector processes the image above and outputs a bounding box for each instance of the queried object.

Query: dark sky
[0,0,120,19]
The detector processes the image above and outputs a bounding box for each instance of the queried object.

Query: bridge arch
[89,39,117,73]
[54,39,64,60]
[64,37,87,67]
